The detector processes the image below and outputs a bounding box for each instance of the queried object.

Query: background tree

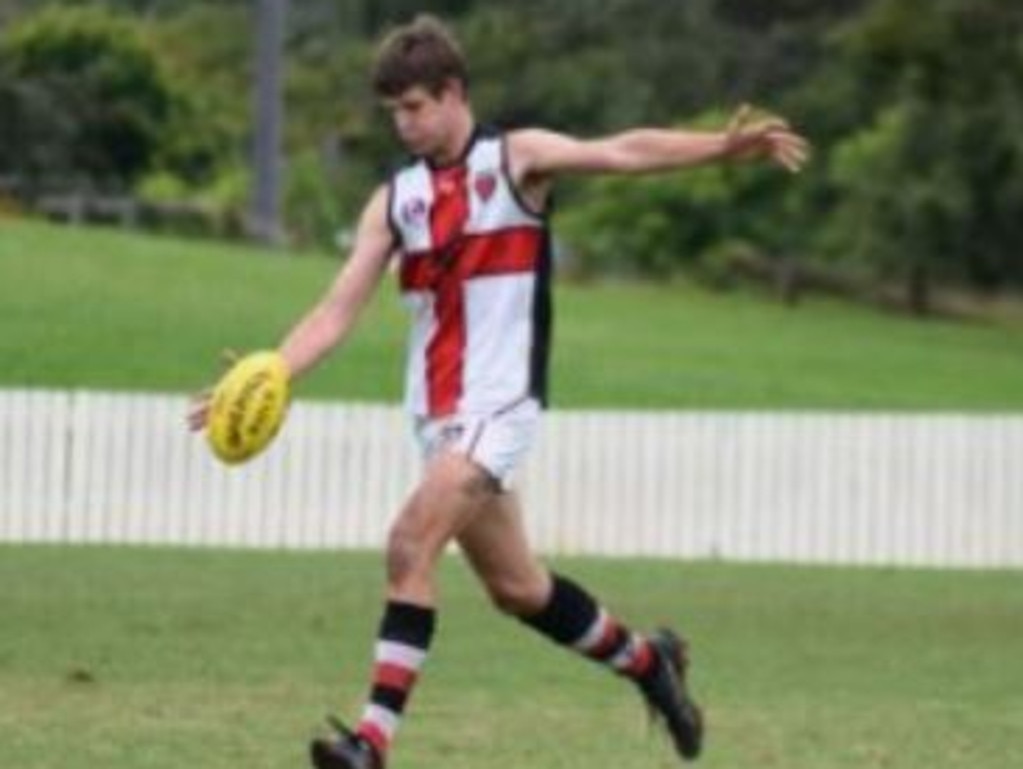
[813,0,1023,309]
[0,5,173,192]
[2,0,1022,305]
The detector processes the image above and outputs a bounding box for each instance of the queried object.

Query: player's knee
[486,578,548,617]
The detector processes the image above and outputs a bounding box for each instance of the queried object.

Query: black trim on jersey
[384,153,422,253]
[384,179,402,247]
[528,226,554,409]
[500,133,548,221]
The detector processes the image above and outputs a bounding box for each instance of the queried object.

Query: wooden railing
[1,388,1020,567]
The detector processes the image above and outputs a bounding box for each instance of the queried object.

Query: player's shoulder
[503,127,547,165]
[505,127,580,159]
[506,126,572,145]
[504,127,583,179]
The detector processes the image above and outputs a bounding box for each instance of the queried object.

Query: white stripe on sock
[571,608,610,652]
[377,639,427,670]
[609,633,642,671]
[361,703,400,740]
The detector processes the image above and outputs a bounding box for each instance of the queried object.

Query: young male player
[191,14,808,769]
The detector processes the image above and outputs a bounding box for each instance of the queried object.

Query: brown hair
[372,15,469,98]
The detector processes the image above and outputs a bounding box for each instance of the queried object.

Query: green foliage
[136,4,252,223]
[813,0,1023,302]
[0,5,173,187]
[559,168,726,278]
[2,0,1023,296]
[284,148,346,250]
[557,111,793,281]
[826,102,966,280]
[456,5,643,131]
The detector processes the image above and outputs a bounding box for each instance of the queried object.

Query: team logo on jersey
[473,171,497,203]
[401,197,428,226]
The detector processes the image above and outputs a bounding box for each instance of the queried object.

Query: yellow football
[206,351,291,465]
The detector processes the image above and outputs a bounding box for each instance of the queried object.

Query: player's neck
[430,108,476,168]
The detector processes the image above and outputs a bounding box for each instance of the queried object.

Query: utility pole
[248,0,287,246]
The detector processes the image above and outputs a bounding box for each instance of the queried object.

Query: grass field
[2,219,1022,409]
[3,222,1020,769]
[0,546,1020,769]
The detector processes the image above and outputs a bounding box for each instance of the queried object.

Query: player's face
[383,84,462,158]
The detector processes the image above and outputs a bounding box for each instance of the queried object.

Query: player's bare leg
[457,490,705,761]
[385,452,498,604]
[311,453,500,769]
[455,490,550,614]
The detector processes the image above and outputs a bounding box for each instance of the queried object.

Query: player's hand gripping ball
[206,351,291,464]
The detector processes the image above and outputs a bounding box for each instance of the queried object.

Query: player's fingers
[187,408,208,432]
[187,388,212,431]
[780,130,810,151]
[778,154,800,173]
[777,143,808,172]
[793,140,812,163]
[187,404,210,432]
[775,142,800,169]
[786,133,812,160]
[757,118,793,139]
[772,131,810,158]
[776,138,806,165]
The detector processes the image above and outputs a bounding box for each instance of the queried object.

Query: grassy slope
[0,546,1020,769]
[1,219,1022,409]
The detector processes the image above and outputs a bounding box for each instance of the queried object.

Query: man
[191,14,808,769]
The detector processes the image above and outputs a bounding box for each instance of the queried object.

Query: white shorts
[413,398,541,488]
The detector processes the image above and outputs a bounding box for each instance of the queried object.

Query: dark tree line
[2,0,1021,311]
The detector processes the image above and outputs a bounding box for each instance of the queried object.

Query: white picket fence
[1,388,1021,568]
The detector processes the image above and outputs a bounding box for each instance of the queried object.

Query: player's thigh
[393,451,498,557]
[456,491,550,614]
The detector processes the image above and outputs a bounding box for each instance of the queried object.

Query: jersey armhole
[385,179,403,246]
[500,135,547,221]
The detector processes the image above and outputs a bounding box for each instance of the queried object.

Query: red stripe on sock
[589,621,624,657]
[625,638,655,678]
[375,661,418,690]
[358,721,389,758]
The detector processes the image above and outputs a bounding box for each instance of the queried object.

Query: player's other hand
[187,388,212,432]
[186,349,240,432]
[725,104,811,173]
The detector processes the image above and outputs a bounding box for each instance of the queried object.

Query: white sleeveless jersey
[388,128,552,418]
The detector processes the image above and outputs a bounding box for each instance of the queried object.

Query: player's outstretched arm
[509,104,809,181]
[278,185,394,380]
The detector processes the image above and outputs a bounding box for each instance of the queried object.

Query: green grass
[0,546,1020,769]
[2,218,1022,409]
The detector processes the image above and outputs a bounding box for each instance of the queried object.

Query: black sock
[356,601,436,758]
[519,573,655,678]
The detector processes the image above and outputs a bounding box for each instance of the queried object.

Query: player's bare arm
[507,104,809,200]
[278,184,394,379]
[187,186,393,432]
